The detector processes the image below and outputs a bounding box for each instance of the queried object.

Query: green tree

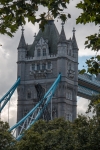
[0,0,71,37]
[16,118,74,150]
[16,117,100,150]
[76,0,100,75]
[0,121,16,150]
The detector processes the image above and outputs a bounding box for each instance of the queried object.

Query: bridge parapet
[78,73,100,87]
[78,85,99,99]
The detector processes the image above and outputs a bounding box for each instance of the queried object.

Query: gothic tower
[17,19,78,123]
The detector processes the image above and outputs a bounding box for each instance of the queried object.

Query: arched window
[43,48,46,56]
[42,63,46,70]
[37,49,41,57]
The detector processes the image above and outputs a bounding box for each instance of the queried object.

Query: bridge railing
[78,73,100,87]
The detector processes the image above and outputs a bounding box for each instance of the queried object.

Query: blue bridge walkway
[78,73,100,99]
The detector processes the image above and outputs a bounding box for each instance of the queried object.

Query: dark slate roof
[28,20,59,56]
[18,31,26,49]
[58,26,67,43]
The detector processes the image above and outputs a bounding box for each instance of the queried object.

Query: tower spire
[21,26,24,35]
[72,27,78,49]
[18,26,26,49]
[58,22,67,43]
[72,27,76,36]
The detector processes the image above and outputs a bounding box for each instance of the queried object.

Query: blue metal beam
[9,74,61,141]
[0,77,20,113]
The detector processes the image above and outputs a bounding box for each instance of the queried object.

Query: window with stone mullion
[42,63,46,70]
[43,48,46,56]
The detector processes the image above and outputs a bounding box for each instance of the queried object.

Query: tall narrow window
[43,48,46,56]
[37,49,41,57]
[69,63,71,70]
[32,64,35,71]
[42,63,46,70]
[48,62,51,69]
[23,108,28,116]
[66,90,72,100]
[66,113,72,122]
[27,91,31,99]
[37,64,40,70]
[69,50,71,56]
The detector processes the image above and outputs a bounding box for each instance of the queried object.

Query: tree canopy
[76,0,100,75]
[0,0,71,37]
[0,121,16,150]
[16,116,100,150]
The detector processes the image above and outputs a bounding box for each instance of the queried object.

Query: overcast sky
[0,0,99,127]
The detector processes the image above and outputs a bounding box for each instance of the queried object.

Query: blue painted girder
[0,77,20,113]
[9,74,61,141]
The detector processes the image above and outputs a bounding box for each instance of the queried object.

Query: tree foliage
[0,0,71,37]
[16,117,100,150]
[76,0,100,75]
[0,121,16,150]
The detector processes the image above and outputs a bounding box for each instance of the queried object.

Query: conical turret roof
[18,27,26,49]
[58,23,67,43]
[28,20,59,56]
[72,27,78,49]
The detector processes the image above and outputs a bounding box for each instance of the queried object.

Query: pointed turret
[58,22,67,43]
[18,26,26,49]
[72,27,78,49]
[57,23,67,57]
[17,27,26,61]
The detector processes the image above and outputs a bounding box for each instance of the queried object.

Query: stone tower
[17,19,78,123]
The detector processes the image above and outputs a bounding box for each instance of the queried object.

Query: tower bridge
[16,18,100,123]
[0,18,100,140]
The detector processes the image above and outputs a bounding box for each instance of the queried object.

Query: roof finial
[72,27,76,35]
[18,26,26,49]
[21,26,24,35]
[61,22,64,28]
[45,10,53,20]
